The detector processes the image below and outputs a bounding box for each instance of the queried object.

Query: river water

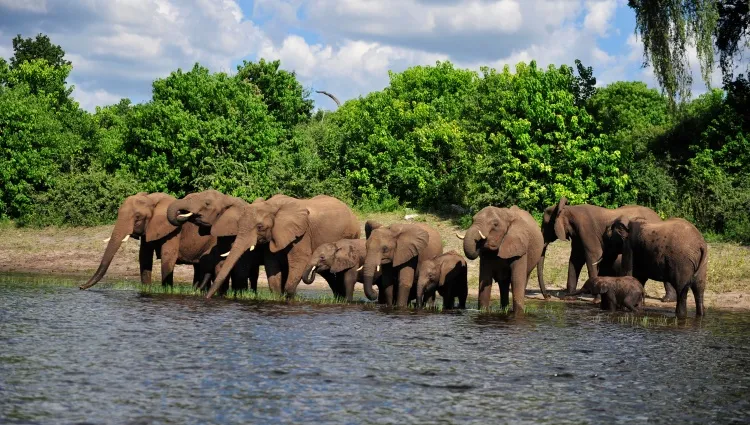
[2,277,750,424]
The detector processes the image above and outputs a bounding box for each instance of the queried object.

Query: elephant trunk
[166,199,191,226]
[416,279,436,309]
[206,233,254,298]
[80,219,133,290]
[361,252,381,301]
[537,243,549,298]
[302,263,317,285]
[462,226,483,260]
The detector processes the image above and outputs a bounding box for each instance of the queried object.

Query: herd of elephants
[79,190,708,318]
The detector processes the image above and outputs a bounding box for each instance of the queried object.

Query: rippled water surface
[2,277,750,424]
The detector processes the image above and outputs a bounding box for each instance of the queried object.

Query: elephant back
[302,196,361,248]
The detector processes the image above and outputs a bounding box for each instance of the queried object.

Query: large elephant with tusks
[80,192,218,290]
[458,206,544,312]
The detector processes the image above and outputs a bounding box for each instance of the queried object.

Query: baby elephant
[302,239,380,301]
[416,251,468,309]
[573,276,645,312]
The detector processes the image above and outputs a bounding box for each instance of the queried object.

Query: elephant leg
[264,250,283,294]
[477,261,493,310]
[498,279,510,311]
[198,272,212,291]
[605,292,617,312]
[139,242,154,285]
[396,265,416,308]
[191,264,200,287]
[248,256,260,293]
[565,250,586,295]
[691,282,704,317]
[282,260,307,298]
[343,269,357,302]
[676,285,690,319]
[510,256,528,314]
[661,281,677,302]
[443,292,455,310]
[159,237,179,287]
[230,255,249,293]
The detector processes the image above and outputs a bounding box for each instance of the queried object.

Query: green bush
[19,167,142,227]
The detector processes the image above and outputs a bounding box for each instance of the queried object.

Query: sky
[0,0,722,111]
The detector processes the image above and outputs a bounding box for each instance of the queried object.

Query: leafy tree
[235,59,313,131]
[10,33,70,69]
[2,59,74,111]
[571,59,597,106]
[466,62,632,210]
[0,85,84,218]
[121,63,283,197]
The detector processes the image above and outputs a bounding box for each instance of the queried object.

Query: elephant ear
[438,257,463,287]
[553,199,570,241]
[365,220,382,239]
[497,219,528,259]
[211,204,243,237]
[392,225,430,267]
[331,244,359,273]
[146,194,178,242]
[270,203,309,252]
[612,217,630,240]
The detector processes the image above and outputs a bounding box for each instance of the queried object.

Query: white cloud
[583,0,617,36]
[71,82,123,112]
[0,0,707,110]
[0,0,46,13]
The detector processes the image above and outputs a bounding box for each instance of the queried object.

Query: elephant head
[607,216,643,276]
[541,197,573,244]
[206,195,307,298]
[361,221,429,301]
[80,192,177,290]
[572,277,609,296]
[166,189,250,234]
[302,242,363,284]
[414,256,451,308]
[459,206,528,260]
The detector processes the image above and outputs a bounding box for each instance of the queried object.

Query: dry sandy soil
[2,213,749,311]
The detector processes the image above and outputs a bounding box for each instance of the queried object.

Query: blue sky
[0,0,718,111]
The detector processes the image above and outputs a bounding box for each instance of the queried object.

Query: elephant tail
[692,244,708,287]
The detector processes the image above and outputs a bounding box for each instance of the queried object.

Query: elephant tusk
[455,232,465,240]
[220,251,230,257]
[478,230,486,239]
[249,245,255,252]
[103,237,111,243]
[307,266,316,281]
[592,257,603,266]
[357,265,363,271]
[177,212,193,219]
[376,265,380,272]
[121,235,130,242]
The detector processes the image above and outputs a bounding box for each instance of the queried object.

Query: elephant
[362,221,443,307]
[570,276,645,312]
[540,197,677,302]
[605,217,708,318]
[80,192,219,290]
[199,194,360,298]
[301,239,382,301]
[458,206,544,312]
[415,251,468,310]
[166,190,273,293]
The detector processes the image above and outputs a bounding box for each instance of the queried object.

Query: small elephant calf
[573,276,645,312]
[416,251,468,309]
